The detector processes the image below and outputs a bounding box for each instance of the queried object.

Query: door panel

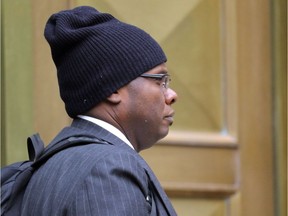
[72,0,223,132]
[70,0,240,215]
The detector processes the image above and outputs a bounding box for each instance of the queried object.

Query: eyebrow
[156,71,168,75]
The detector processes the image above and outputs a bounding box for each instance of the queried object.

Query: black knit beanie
[44,6,167,118]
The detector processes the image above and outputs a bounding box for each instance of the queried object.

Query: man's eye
[153,77,163,81]
[152,77,164,85]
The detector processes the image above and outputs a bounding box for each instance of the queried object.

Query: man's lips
[164,112,175,125]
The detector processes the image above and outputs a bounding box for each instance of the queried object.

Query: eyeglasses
[140,73,171,89]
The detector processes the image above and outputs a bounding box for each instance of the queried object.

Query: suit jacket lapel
[138,158,177,216]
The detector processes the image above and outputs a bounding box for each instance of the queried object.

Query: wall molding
[158,131,238,149]
[164,181,239,198]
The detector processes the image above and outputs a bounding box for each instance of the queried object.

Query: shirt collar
[77,115,135,150]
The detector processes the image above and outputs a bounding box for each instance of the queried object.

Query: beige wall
[1,0,286,215]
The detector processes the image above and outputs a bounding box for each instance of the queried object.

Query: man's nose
[165,88,178,105]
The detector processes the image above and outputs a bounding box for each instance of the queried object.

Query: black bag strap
[32,135,108,168]
[27,133,45,161]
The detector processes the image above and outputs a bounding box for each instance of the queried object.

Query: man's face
[119,63,178,151]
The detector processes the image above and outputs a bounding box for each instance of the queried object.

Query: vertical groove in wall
[1,0,6,166]
[271,0,287,215]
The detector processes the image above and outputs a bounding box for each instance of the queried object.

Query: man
[22,6,178,215]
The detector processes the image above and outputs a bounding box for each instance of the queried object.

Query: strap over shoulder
[32,135,108,168]
[27,133,45,162]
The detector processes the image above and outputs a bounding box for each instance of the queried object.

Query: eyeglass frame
[140,73,171,89]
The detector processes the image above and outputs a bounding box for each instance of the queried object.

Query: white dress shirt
[77,115,134,150]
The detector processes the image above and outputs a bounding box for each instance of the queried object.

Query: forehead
[145,63,168,75]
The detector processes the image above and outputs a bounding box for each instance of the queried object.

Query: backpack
[1,133,102,216]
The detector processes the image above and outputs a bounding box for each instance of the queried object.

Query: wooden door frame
[236,0,275,215]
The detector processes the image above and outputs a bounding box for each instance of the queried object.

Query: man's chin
[159,127,170,140]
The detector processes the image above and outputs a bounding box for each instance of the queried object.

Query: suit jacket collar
[47,118,129,150]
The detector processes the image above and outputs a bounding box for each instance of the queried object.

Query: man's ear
[106,91,121,104]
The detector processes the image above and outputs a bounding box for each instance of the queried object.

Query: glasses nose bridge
[163,75,171,89]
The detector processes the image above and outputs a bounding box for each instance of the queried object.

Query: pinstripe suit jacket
[21,118,177,216]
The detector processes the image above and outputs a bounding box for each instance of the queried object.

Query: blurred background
[1,0,286,215]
